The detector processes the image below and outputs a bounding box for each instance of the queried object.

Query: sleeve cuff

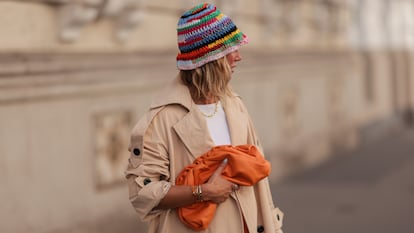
[130,179,172,221]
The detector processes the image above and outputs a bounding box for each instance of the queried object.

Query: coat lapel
[151,77,215,159]
[152,77,250,157]
[174,95,250,156]
[173,106,215,159]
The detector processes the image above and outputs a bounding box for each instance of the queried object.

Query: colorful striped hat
[176,3,248,70]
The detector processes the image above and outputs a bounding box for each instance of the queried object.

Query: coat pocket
[272,207,284,233]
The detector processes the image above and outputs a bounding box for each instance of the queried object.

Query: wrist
[191,185,204,202]
[200,184,211,201]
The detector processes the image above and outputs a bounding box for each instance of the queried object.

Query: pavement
[271,127,414,233]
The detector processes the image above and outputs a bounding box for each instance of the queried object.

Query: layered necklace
[199,101,219,118]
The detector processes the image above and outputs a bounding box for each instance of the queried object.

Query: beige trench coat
[125,77,284,233]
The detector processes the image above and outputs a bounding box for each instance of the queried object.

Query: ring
[232,184,239,191]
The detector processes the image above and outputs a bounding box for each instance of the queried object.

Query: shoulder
[130,106,164,139]
[225,92,249,112]
[147,104,189,132]
[156,103,188,119]
[131,104,188,136]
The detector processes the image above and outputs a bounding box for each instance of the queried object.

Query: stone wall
[0,53,166,233]
[0,51,361,233]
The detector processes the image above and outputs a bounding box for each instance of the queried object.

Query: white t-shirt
[196,101,232,146]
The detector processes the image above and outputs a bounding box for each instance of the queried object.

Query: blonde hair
[180,56,233,102]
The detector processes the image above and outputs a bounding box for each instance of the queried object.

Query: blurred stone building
[0,0,413,232]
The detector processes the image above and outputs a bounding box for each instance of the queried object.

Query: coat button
[133,148,141,156]
[143,178,151,185]
[257,225,264,233]
[277,214,280,221]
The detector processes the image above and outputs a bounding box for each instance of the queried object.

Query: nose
[234,50,242,61]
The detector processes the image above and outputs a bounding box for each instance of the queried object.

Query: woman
[125,3,284,233]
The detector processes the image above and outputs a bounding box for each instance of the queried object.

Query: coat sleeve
[125,108,172,221]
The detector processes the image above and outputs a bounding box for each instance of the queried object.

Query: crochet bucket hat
[176,3,248,70]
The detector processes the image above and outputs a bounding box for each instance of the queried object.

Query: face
[226,50,242,73]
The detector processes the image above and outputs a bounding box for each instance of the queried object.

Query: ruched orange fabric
[175,144,271,231]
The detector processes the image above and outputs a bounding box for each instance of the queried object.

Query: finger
[209,161,227,180]
[209,159,226,181]
[215,160,227,172]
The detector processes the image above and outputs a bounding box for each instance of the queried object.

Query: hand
[202,161,238,204]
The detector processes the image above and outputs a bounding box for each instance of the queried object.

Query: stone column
[359,0,387,50]
[387,0,414,125]
[400,0,414,125]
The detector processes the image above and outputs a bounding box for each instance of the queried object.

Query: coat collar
[150,76,192,111]
[151,76,249,158]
